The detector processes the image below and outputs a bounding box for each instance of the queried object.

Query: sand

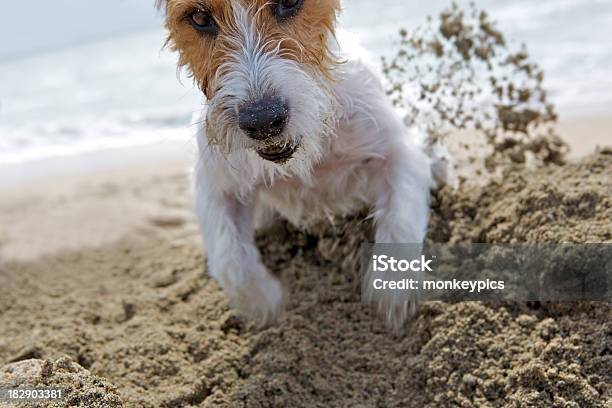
[0,358,123,407]
[0,141,610,406]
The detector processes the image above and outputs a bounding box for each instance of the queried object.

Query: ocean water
[1,0,611,164]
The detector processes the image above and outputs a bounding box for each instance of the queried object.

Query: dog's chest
[259,127,386,225]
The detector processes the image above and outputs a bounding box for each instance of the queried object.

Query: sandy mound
[429,150,612,243]
[0,152,610,407]
[0,358,122,407]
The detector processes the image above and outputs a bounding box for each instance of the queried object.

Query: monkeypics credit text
[371,255,505,293]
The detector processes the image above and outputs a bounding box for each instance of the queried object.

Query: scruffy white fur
[193,4,435,326]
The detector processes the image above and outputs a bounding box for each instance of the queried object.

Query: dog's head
[158,0,341,169]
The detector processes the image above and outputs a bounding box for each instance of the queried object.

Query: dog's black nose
[238,96,289,140]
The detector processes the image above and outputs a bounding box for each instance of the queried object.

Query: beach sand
[0,118,610,407]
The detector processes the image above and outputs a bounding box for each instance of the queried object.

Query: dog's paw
[375,299,419,334]
[363,278,419,332]
[229,266,285,327]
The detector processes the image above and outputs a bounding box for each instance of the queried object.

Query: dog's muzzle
[238,96,297,163]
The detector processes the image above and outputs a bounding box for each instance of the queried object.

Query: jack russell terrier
[157,0,442,327]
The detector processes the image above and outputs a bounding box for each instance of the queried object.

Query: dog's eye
[189,10,218,35]
[275,0,304,20]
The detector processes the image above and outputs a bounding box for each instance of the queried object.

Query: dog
[157,0,436,327]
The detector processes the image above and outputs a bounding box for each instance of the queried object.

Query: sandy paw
[230,270,285,327]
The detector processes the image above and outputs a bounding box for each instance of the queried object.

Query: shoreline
[0,139,195,190]
[1,114,609,190]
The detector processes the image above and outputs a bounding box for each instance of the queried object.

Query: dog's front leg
[372,142,432,245]
[195,177,283,325]
[369,135,434,329]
